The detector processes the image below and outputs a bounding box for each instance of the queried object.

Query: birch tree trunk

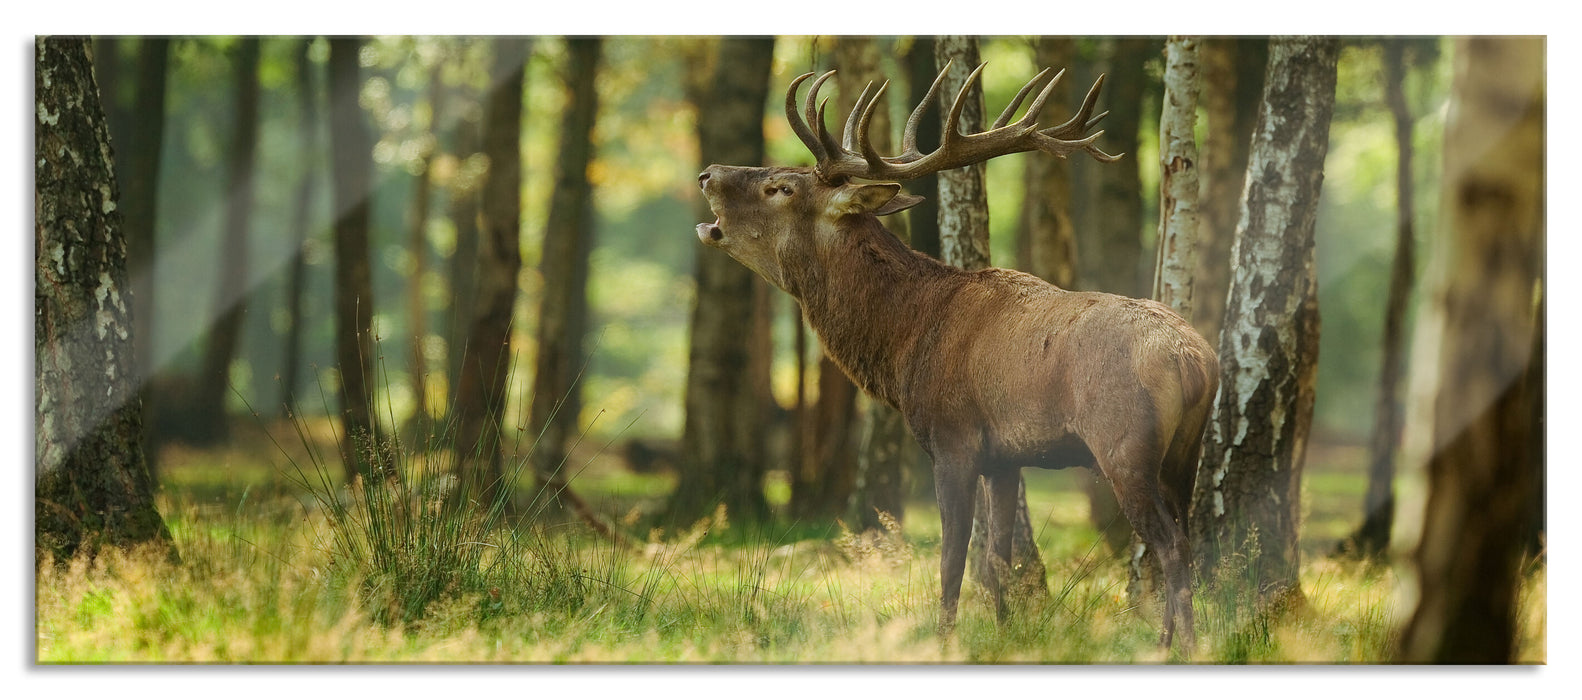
[1398,35,1544,664]
[1132,34,1202,602]
[1190,36,1338,611]
[1152,36,1201,318]
[934,35,1048,599]
[35,36,174,563]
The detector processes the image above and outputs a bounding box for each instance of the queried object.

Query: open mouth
[696,217,724,244]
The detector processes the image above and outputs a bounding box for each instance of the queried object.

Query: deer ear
[831,182,905,216]
[873,193,924,216]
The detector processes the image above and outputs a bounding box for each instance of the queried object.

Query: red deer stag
[695,63,1218,650]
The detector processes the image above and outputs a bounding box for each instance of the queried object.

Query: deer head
[697,62,1118,296]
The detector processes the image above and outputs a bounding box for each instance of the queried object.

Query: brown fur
[697,165,1218,649]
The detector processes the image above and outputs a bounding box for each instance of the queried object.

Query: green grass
[34,421,1546,664]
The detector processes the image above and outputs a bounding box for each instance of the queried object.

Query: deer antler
[786,61,1121,184]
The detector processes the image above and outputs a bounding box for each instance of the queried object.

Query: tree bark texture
[35,36,174,563]
[527,36,601,515]
[280,37,318,417]
[328,37,392,481]
[1346,39,1417,558]
[672,37,777,524]
[1015,37,1077,289]
[453,37,531,502]
[1399,36,1544,664]
[195,37,261,444]
[1190,37,1338,608]
[934,37,991,273]
[934,36,1048,598]
[1152,36,1201,319]
[1192,37,1266,343]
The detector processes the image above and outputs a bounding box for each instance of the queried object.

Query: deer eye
[779,185,794,196]
[765,184,793,197]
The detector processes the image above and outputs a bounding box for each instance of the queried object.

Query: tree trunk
[1132,34,1202,601]
[1016,36,1076,289]
[671,37,777,525]
[1152,36,1201,318]
[404,60,444,429]
[1192,37,1266,343]
[527,36,601,516]
[932,36,1049,599]
[280,37,318,418]
[194,37,261,444]
[446,85,484,410]
[35,36,174,563]
[453,37,531,503]
[1398,36,1543,664]
[1081,36,1155,552]
[1190,37,1338,611]
[328,36,392,481]
[1340,39,1417,559]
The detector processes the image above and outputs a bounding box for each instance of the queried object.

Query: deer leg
[984,467,1020,622]
[1102,451,1195,651]
[934,458,978,633]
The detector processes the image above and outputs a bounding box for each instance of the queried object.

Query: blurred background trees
[60,35,1541,657]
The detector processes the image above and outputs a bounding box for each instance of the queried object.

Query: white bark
[934,36,990,272]
[1191,37,1339,602]
[1153,36,1201,317]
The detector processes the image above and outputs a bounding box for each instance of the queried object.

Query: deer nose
[697,170,711,189]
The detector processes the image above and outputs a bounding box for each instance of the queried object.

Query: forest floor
[33,418,1547,664]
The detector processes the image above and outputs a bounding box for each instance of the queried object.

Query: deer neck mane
[792,214,961,409]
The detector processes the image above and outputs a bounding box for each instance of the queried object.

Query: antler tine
[1011,68,1065,131]
[814,97,842,164]
[803,70,837,156]
[1081,110,1111,136]
[855,79,892,171]
[992,67,1051,130]
[940,62,988,145]
[842,81,875,150]
[1042,73,1107,140]
[784,72,824,159]
[900,59,952,160]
